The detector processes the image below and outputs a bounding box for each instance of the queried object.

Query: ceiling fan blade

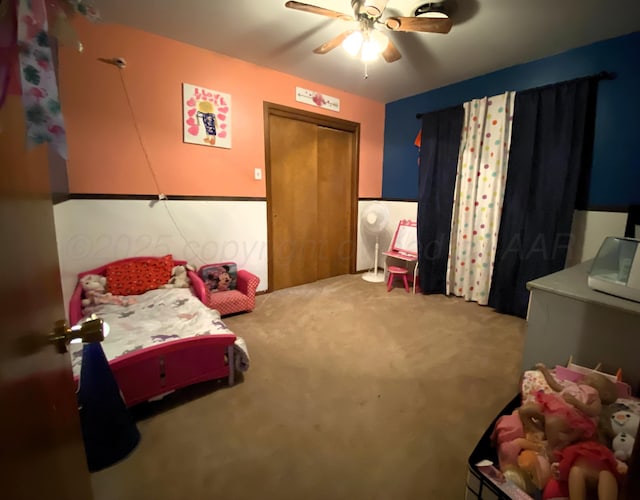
[285,1,353,21]
[381,38,401,63]
[385,16,452,34]
[313,30,355,54]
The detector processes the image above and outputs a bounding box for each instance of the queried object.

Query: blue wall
[382,31,640,208]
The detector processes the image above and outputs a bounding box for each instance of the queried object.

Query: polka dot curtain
[446,92,515,304]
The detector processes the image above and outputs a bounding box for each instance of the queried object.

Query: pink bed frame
[69,256,237,407]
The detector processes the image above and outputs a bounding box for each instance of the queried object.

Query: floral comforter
[70,288,248,376]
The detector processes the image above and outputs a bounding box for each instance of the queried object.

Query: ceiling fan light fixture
[343,29,388,62]
[361,39,380,62]
[368,30,389,55]
[342,30,364,56]
[414,2,449,19]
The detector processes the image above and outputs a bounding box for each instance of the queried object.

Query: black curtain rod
[415,70,616,119]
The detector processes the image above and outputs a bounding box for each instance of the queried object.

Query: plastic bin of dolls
[466,365,640,500]
[465,394,533,500]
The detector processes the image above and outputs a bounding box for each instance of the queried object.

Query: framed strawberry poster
[182,83,231,148]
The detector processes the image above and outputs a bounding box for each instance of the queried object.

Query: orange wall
[59,20,385,198]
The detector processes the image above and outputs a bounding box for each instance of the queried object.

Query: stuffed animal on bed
[80,274,135,307]
[161,265,193,289]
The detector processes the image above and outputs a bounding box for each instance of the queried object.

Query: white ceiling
[93,0,640,103]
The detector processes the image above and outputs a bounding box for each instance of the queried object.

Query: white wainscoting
[357,201,418,273]
[54,199,269,315]
[55,198,410,312]
[566,210,628,266]
[54,199,627,317]
[356,202,629,273]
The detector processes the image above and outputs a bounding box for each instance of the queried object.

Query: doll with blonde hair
[519,363,618,452]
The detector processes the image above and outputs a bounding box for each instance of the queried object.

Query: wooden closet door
[266,103,359,291]
[268,114,319,290]
[317,126,354,280]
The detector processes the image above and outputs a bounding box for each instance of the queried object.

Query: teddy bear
[80,274,108,307]
[80,274,134,307]
[161,264,194,289]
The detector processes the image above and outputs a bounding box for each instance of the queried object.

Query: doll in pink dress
[551,440,627,500]
[518,363,618,453]
[491,410,546,470]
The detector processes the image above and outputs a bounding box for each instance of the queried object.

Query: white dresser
[524,260,640,392]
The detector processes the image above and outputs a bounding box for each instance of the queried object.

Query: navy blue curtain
[417,106,464,293]
[488,78,598,317]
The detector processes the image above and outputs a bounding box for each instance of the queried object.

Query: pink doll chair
[198,262,260,316]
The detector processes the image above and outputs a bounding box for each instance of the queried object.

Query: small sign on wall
[295,87,340,112]
[182,83,232,148]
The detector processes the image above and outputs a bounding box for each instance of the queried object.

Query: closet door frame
[263,102,360,291]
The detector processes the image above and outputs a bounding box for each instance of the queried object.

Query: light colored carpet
[91,274,526,500]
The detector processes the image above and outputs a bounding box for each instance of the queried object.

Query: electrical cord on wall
[109,59,209,266]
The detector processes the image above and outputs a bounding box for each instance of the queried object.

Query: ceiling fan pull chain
[364,61,369,79]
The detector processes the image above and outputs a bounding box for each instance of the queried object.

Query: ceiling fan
[284,1,453,63]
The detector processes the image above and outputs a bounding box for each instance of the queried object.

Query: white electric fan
[361,202,390,282]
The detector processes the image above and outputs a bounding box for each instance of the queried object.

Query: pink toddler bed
[69,256,248,407]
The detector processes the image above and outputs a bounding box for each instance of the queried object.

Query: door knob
[48,317,106,353]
